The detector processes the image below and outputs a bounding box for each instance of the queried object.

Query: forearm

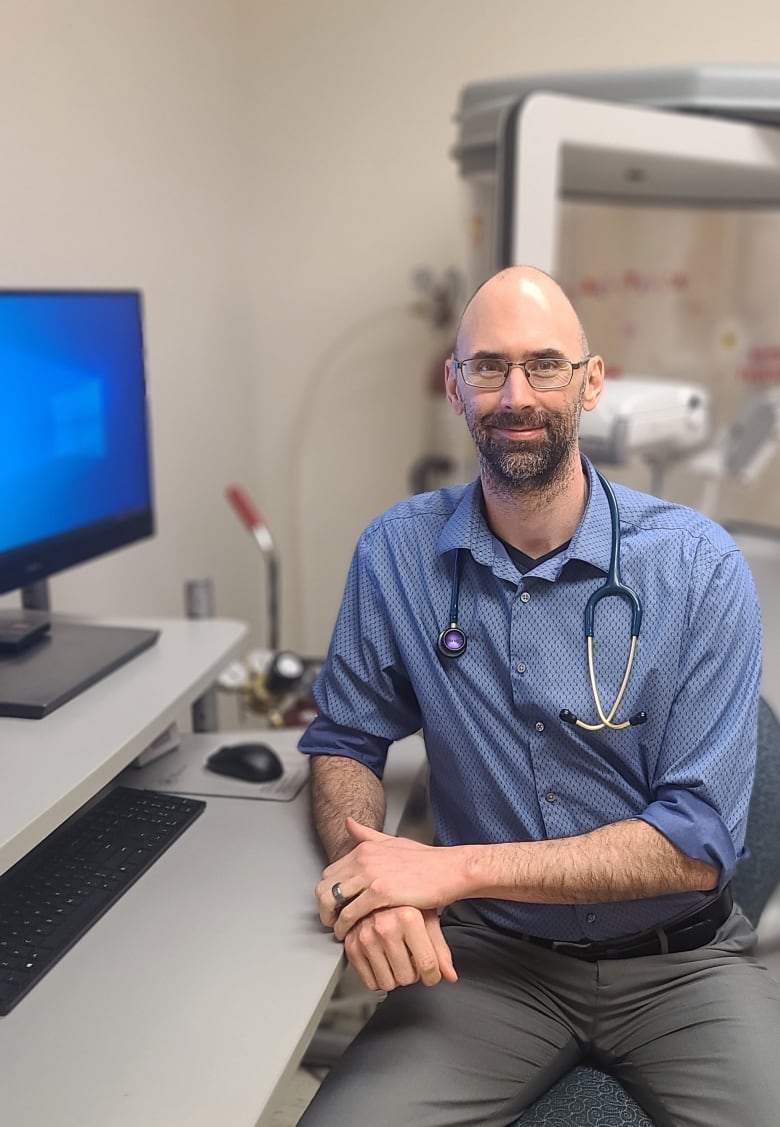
[310,754,386,862]
[323,816,722,940]
[462,818,719,905]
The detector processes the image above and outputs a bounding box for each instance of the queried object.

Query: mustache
[483,410,550,430]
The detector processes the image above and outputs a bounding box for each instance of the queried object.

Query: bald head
[455,266,588,359]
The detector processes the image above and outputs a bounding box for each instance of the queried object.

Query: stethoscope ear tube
[587,471,643,637]
[573,472,646,730]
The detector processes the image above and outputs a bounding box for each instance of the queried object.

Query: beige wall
[247,0,780,655]
[3,0,780,662]
[0,1,262,635]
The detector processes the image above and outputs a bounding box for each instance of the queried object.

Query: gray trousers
[298,901,780,1127]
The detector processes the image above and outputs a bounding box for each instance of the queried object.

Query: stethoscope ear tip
[559,707,649,730]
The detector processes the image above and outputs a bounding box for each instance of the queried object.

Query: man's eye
[532,359,562,374]
[476,360,504,374]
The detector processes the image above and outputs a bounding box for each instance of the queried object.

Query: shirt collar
[565,457,613,576]
[436,457,613,580]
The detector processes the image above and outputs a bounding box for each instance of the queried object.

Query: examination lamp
[221,484,314,726]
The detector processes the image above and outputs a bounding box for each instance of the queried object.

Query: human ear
[581,355,605,413]
[445,358,464,415]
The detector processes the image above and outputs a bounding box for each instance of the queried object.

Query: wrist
[457,843,497,900]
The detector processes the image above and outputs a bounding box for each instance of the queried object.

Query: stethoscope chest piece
[437,624,467,659]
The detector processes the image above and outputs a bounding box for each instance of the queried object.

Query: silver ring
[332,882,348,908]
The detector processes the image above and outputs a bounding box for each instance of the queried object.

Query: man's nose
[499,364,536,411]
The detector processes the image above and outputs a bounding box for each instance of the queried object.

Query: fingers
[342,907,457,992]
[317,828,434,928]
[426,914,458,984]
[333,890,378,940]
[342,934,381,992]
[345,924,418,992]
[316,876,362,927]
[345,817,387,843]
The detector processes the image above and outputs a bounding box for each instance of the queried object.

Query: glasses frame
[453,354,591,392]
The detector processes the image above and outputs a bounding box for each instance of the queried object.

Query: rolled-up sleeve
[298,714,392,778]
[297,528,422,774]
[638,544,762,888]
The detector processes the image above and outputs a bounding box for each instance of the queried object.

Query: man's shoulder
[613,481,741,559]
[361,482,474,542]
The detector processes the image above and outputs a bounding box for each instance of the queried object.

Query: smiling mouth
[491,421,547,440]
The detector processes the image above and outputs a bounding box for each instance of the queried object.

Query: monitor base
[0,620,160,718]
[0,609,51,654]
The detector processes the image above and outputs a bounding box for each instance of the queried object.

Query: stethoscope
[436,470,648,731]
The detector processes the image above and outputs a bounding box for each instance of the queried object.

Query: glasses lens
[525,359,572,389]
[460,359,508,388]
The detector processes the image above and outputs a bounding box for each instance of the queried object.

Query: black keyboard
[0,786,205,1015]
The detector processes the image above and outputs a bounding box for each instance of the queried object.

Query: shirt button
[517,662,527,673]
[545,791,557,803]
[535,721,545,732]
[520,591,531,604]
[586,912,597,924]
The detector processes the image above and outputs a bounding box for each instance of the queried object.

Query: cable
[286,302,429,648]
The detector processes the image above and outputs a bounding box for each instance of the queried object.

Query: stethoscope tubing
[437,471,647,730]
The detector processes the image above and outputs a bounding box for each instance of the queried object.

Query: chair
[511,694,780,1127]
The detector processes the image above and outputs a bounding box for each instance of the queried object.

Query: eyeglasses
[453,355,590,391]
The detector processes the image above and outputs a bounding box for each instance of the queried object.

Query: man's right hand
[342,905,458,992]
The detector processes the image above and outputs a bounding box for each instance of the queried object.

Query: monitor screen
[0,290,154,598]
[0,291,158,719]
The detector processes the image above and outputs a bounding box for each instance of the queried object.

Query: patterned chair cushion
[732,697,780,925]
[511,1065,653,1126]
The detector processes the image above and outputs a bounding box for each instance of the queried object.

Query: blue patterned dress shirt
[299,457,762,941]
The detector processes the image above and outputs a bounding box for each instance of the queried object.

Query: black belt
[523,885,733,961]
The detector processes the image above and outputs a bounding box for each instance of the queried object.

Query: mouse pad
[124,731,309,802]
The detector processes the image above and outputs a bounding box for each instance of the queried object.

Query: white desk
[0,616,425,1127]
[0,616,248,876]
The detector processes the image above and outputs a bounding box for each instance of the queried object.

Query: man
[297,266,780,1126]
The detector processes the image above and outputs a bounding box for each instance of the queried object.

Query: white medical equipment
[577,375,713,497]
[578,376,711,465]
[452,66,780,292]
[687,386,780,516]
[446,66,780,506]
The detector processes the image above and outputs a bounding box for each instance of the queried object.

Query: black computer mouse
[205,742,284,783]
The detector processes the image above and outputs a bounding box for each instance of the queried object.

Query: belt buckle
[551,938,598,957]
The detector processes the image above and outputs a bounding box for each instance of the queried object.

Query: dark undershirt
[479,492,571,575]
[500,539,571,575]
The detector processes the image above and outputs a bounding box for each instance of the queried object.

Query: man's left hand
[317,818,465,941]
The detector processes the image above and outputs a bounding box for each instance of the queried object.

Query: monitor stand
[0,618,160,719]
[0,608,51,653]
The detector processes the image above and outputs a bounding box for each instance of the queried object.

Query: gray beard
[466,400,583,502]
[479,441,572,502]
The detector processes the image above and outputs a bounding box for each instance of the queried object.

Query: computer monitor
[0,290,159,718]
